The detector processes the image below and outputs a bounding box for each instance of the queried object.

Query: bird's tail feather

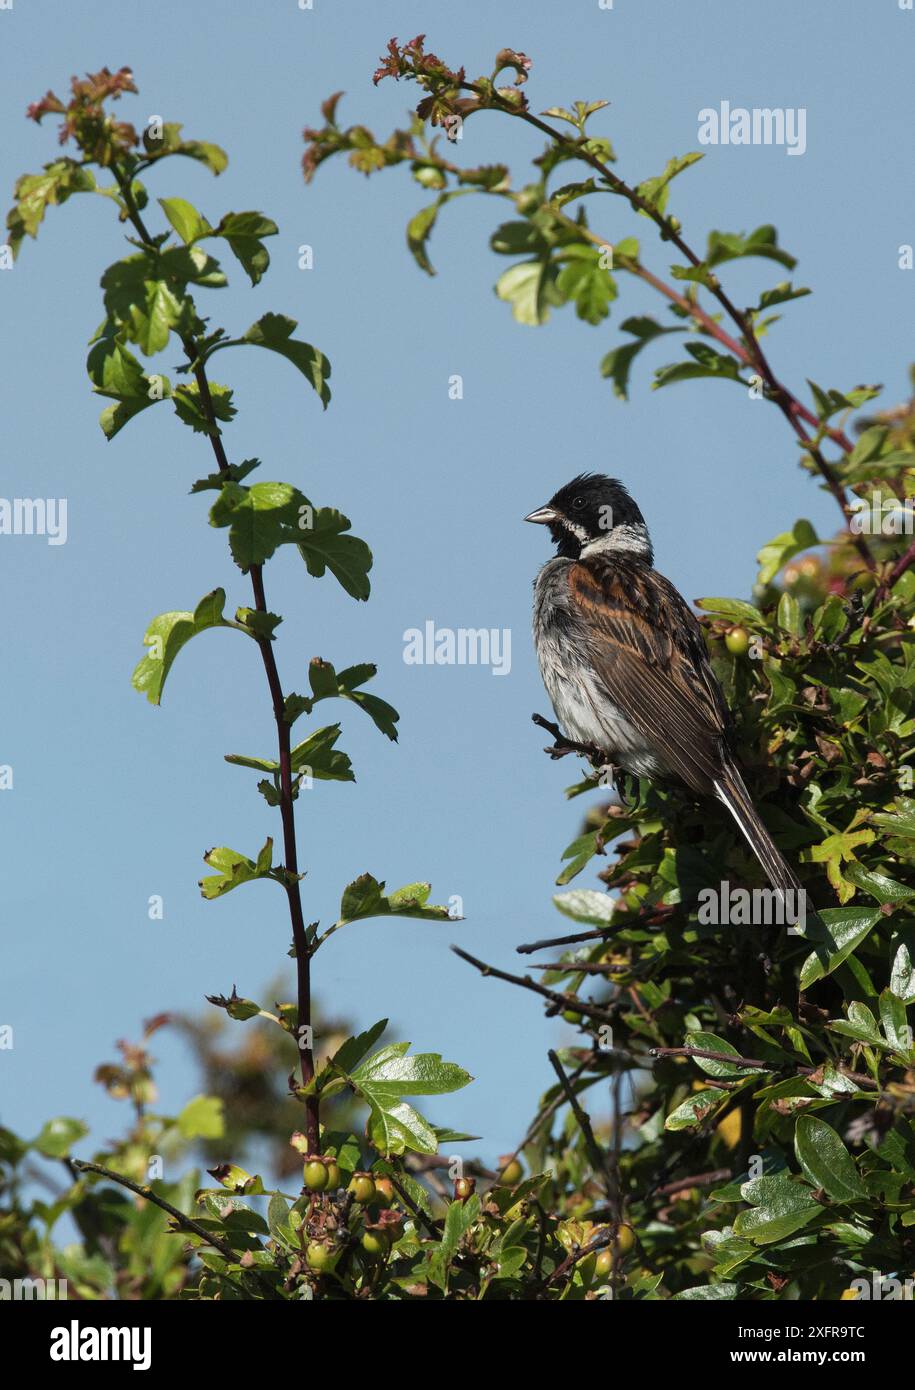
[713,766,802,907]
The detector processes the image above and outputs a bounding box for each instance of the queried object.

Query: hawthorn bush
[299,37,915,1300]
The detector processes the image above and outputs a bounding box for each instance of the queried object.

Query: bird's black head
[525,473,653,563]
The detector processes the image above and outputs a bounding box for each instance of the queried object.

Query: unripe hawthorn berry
[306,1240,339,1272]
[361,1225,391,1259]
[497,1154,523,1186]
[302,1157,329,1192]
[373,1177,395,1208]
[348,1172,376,1204]
[725,626,750,656]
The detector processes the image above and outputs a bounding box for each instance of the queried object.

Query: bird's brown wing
[567,559,732,795]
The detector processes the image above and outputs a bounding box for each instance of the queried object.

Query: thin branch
[655,1168,732,1198]
[548,1049,612,1196]
[651,1044,880,1090]
[545,1227,613,1288]
[517,929,611,955]
[451,945,618,1025]
[112,164,319,1152]
[69,1159,236,1260]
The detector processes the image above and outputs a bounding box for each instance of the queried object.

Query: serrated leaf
[337,873,452,925]
[199,838,275,899]
[289,723,354,782]
[239,312,331,407]
[297,507,372,600]
[600,315,685,400]
[177,1095,225,1141]
[756,520,819,586]
[345,1043,472,1157]
[159,196,212,245]
[131,588,245,704]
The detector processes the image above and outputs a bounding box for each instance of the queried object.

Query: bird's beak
[524,505,557,525]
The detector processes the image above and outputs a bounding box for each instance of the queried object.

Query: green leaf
[808,380,881,421]
[407,203,438,274]
[635,152,703,215]
[665,1090,725,1131]
[208,210,278,286]
[297,507,373,601]
[172,380,236,435]
[305,659,399,740]
[685,1032,762,1078]
[34,1116,89,1158]
[131,588,245,704]
[554,246,617,324]
[199,838,275,899]
[337,873,454,926]
[706,225,796,270]
[752,281,811,313]
[346,1042,472,1156]
[209,480,303,569]
[327,1020,389,1078]
[177,1095,225,1141]
[653,341,743,390]
[141,122,228,175]
[86,334,170,440]
[798,906,881,989]
[495,259,563,326]
[794,1115,866,1203]
[734,1175,820,1244]
[890,934,915,1005]
[238,312,331,407]
[599,315,684,400]
[6,158,97,257]
[756,520,819,586]
[289,723,354,782]
[695,596,767,628]
[552,889,615,925]
[159,196,213,245]
[879,989,912,1055]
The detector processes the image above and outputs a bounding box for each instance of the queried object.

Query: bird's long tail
[713,763,803,914]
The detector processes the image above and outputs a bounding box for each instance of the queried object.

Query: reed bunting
[526,473,800,899]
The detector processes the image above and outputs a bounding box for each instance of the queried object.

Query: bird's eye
[572,496,585,510]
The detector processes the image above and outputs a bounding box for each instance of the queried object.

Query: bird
[526,472,802,904]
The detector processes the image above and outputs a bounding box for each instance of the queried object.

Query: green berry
[348,1173,376,1204]
[725,626,750,656]
[361,1228,390,1259]
[303,1158,328,1192]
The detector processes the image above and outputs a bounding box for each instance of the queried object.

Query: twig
[531,712,606,764]
[547,1050,611,1196]
[112,164,319,1152]
[655,1168,732,1198]
[69,1159,236,1261]
[517,929,611,955]
[545,1227,613,1287]
[651,1044,880,1090]
[451,945,618,1025]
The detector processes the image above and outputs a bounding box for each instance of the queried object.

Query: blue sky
[2,0,913,1171]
